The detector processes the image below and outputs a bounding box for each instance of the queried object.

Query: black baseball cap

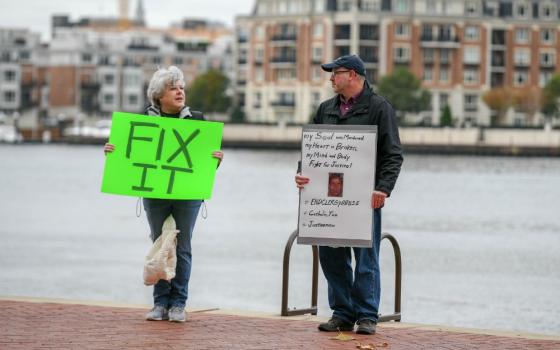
[321,54,366,76]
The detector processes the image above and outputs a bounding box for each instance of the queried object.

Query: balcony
[271,100,295,107]
[420,35,460,48]
[271,34,297,42]
[270,56,296,63]
[514,61,530,68]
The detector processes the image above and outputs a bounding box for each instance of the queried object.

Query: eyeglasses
[330,70,351,78]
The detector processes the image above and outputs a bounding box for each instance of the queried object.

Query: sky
[0,0,255,41]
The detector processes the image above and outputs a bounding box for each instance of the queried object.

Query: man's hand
[371,191,387,209]
[295,174,310,189]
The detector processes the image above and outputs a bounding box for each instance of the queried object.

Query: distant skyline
[0,0,255,41]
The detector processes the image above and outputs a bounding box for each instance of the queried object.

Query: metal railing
[281,230,402,322]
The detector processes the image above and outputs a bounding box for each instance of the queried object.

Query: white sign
[298,125,377,247]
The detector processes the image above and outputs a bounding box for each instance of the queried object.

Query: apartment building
[234,0,560,126]
[0,15,233,129]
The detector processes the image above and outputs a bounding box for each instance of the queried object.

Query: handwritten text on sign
[101,112,223,200]
[298,125,377,247]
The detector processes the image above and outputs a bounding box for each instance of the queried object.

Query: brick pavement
[1,299,559,350]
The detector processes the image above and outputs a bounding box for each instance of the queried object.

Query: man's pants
[143,198,202,309]
[319,209,382,324]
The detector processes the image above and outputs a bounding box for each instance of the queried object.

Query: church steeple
[135,0,145,26]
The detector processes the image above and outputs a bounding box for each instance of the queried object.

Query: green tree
[377,68,431,121]
[542,74,560,121]
[440,104,453,127]
[188,70,231,113]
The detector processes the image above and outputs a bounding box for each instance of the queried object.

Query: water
[0,144,559,335]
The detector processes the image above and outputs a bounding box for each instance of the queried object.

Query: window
[439,68,449,83]
[313,23,323,38]
[515,28,530,44]
[440,49,451,64]
[426,0,436,13]
[395,0,409,13]
[540,52,555,67]
[395,23,410,38]
[103,94,114,104]
[541,4,556,19]
[360,25,378,40]
[255,67,264,82]
[127,94,139,105]
[464,68,479,84]
[255,25,265,39]
[465,26,480,41]
[514,49,530,66]
[361,0,379,11]
[465,1,478,15]
[3,90,16,102]
[514,71,528,86]
[312,46,323,61]
[103,74,115,85]
[277,68,296,81]
[3,70,16,82]
[255,47,264,62]
[423,49,434,63]
[463,47,480,64]
[313,66,323,81]
[174,57,183,65]
[541,29,556,44]
[81,53,93,64]
[253,92,261,108]
[360,46,377,63]
[440,93,449,107]
[124,74,141,87]
[338,0,352,11]
[539,71,553,87]
[151,56,161,65]
[516,3,529,18]
[393,47,410,62]
[464,94,478,111]
[423,67,433,82]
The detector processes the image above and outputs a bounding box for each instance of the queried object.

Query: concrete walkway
[1,297,559,349]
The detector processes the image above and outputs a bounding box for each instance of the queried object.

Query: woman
[104,66,223,322]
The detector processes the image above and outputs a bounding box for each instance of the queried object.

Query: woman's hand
[104,143,115,155]
[212,151,224,167]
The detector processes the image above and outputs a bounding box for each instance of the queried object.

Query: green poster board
[101,112,223,200]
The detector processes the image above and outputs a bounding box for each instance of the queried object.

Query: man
[295,54,403,335]
[328,173,343,197]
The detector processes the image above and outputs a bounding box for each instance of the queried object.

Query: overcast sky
[0,0,255,41]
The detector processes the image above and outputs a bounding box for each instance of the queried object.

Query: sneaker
[318,317,354,332]
[145,305,168,321]
[356,319,377,335]
[168,306,186,322]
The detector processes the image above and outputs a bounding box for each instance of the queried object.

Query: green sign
[101,112,223,199]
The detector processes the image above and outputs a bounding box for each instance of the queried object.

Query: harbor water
[0,144,559,335]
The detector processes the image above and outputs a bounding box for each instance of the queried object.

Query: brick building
[234,0,560,126]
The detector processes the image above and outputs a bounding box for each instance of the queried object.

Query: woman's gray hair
[146,66,185,107]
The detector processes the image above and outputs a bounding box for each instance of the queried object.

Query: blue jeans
[319,209,382,324]
[143,198,202,309]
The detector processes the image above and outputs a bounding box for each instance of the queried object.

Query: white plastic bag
[143,215,179,286]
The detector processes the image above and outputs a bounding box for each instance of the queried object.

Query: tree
[187,70,231,114]
[542,74,560,122]
[440,104,453,127]
[377,68,431,122]
[511,86,543,124]
[482,87,513,126]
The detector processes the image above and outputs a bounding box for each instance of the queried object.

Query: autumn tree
[511,86,543,124]
[482,87,514,126]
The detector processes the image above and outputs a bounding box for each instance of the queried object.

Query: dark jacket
[313,83,403,196]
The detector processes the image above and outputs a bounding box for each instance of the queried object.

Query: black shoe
[356,319,377,335]
[318,317,354,332]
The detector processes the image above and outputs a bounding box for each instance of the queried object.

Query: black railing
[281,230,402,322]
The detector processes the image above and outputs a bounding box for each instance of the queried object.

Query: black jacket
[313,83,403,196]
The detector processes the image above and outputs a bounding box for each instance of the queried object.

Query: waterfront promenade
[2,297,559,350]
